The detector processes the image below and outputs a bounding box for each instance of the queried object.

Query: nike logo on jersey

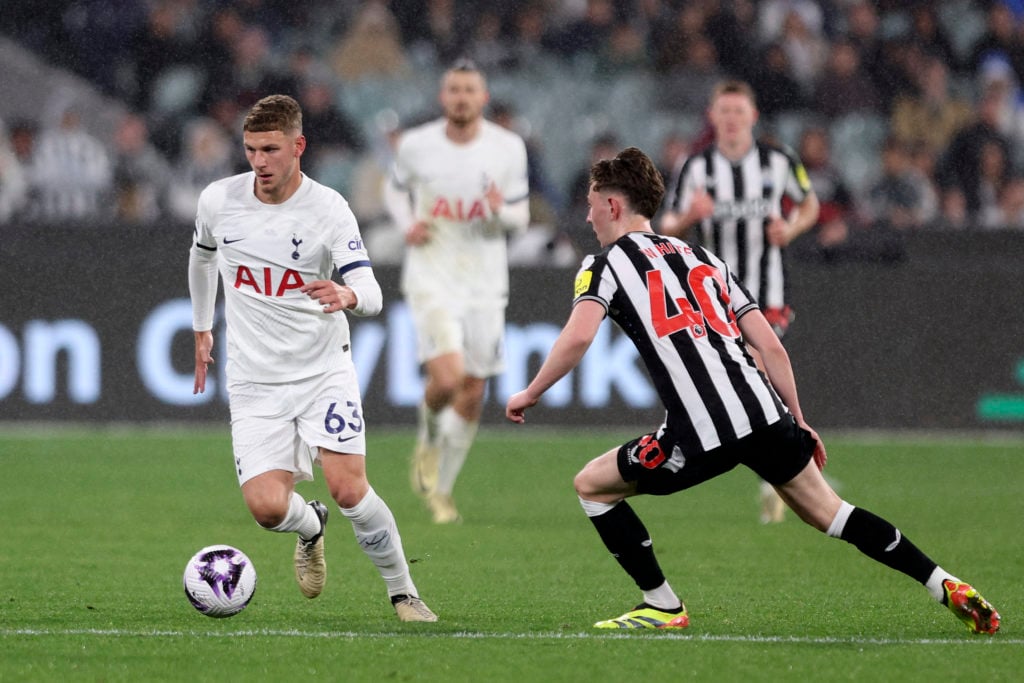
[337,434,360,443]
[224,237,246,244]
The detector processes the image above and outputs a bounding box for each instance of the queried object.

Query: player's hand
[301,280,354,313]
[405,220,432,246]
[766,215,793,247]
[505,390,538,424]
[798,421,827,470]
[193,330,214,394]
[484,181,503,214]
[691,188,714,220]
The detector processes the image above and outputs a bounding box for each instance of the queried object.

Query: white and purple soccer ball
[183,545,257,618]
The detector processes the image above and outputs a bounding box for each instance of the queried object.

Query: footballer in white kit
[187,94,437,622]
[384,60,530,524]
[190,171,372,482]
[389,116,529,371]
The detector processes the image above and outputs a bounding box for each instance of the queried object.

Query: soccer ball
[183,545,257,618]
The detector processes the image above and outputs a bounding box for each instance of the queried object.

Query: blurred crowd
[3,0,1024,263]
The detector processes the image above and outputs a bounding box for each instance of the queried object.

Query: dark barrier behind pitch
[1,224,1022,431]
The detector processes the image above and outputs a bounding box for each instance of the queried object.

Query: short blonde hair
[243,95,303,135]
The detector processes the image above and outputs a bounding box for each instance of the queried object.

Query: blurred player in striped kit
[660,80,820,523]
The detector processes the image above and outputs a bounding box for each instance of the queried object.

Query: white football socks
[643,580,683,611]
[269,491,322,541]
[926,566,960,604]
[341,486,417,597]
[434,408,478,496]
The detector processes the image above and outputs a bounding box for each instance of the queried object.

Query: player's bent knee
[328,479,370,509]
[250,505,287,529]
[573,467,606,500]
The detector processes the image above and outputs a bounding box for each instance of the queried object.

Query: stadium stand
[1,0,1021,258]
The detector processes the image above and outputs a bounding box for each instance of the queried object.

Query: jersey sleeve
[571,254,613,313]
[330,198,372,275]
[502,136,530,206]
[189,185,221,331]
[720,257,759,318]
[389,133,415,191]
[676,156,703,214]
[664,155,691,213]
[781,145,812,203]
[193,186,218,250]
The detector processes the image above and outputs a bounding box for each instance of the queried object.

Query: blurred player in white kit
[384,59,530,523]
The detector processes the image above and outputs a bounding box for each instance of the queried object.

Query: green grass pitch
[1,426,1021,681]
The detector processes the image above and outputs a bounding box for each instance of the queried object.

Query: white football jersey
[390,118,529,305]
[193,172,371,383]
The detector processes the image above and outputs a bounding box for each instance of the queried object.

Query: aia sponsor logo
[430,197,487,221]
[233,266,305,296]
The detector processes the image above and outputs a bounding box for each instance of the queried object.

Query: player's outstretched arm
[738,309,827,469]
[506,300,605,424]
[193,330,213,395]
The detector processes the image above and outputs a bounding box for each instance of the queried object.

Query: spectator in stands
[597,20,649,74]
[703,0,759,83]
[195,6,246,89]
[0,118,28,224]
[202,24,298,114]
[905,4,960,73]
[777,8,828,97]
[330,1,410,81]
[977,55,1024,155]
[544,0,617,62]
[167,117,235,223]
[506,2,551,72]
[796,126,856,256]
[889,55,973,157]
[811,38,881,119]
[111,112,171,223]
[845,2,915,113]
[128,0,198,111]
[649,3,706,74]
[749,42,805,121]
[758,0,824,47]
[562,132,620,254]
[465,9,517,73]
[937,86,1015,219]
[25,105,112,223]
[966,1,1024,77]
[658,35,724,114]
[973,138,1012,226]
[864,137,928,231]
[981,174,1024,229]
[391,0,470,67]
[297,81,365,180]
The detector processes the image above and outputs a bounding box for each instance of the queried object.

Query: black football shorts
[616,414,815,496]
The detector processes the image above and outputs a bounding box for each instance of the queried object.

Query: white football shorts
[227,362,367,487]
[407,296,506,378]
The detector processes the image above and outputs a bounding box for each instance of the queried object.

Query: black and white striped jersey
[664,142,812,310]
[573,231,789,453]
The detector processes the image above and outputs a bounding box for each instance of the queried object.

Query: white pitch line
[2,628,1020,646]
